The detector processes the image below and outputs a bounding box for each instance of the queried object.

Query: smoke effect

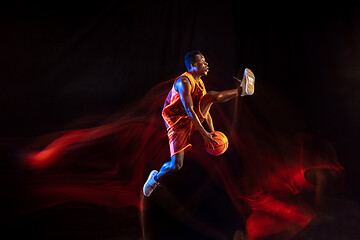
[9,74,349,239]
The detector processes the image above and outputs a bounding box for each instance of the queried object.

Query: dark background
[1,1,360,239]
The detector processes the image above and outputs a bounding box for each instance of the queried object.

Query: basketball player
[143,50,255,197]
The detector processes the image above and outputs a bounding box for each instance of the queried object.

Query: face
[192,54,209,76]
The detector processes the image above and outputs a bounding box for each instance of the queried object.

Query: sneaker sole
[243,68,255,96]
[143,170,159,197]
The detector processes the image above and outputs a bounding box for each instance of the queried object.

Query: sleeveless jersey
[162,72,207,130]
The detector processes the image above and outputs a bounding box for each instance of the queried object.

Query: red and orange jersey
[162,72,207,130]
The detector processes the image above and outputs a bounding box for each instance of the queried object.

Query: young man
[143,50,255,197]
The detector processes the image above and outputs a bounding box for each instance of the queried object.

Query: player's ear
[191,62,196,69]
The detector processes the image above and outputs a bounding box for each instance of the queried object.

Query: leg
[200,90,239,115]
[155,150,184,182]
[143,151,184,197]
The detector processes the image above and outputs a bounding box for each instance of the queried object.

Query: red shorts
[167,116,205,157]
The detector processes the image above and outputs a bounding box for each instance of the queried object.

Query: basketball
[205,131,229,156]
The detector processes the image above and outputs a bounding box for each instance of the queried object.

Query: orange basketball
[205,131,229,156]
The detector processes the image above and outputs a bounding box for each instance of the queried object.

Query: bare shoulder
[174,76,191,92]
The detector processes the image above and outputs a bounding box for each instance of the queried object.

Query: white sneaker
[241,68,255,96]
[143,170,159,197]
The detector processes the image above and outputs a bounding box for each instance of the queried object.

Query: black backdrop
[1,1,360,239]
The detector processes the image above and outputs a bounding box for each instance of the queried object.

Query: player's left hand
[203,131,218,150]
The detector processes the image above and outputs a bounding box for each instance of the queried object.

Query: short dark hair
[184,50,202,71]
